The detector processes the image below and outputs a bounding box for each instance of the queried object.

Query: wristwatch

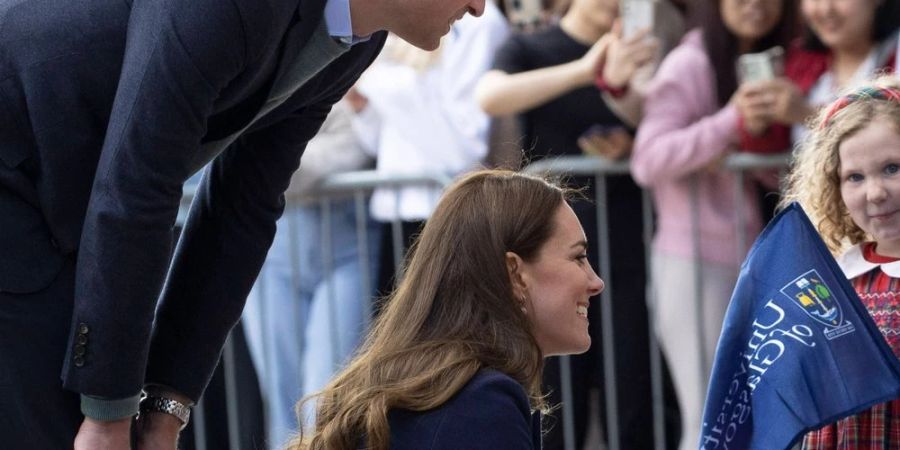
[139,395,191,429]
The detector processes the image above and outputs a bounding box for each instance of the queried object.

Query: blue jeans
[242,198,381,449]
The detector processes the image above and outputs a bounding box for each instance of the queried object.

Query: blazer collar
[837,243,900,279]
[272,0,329,83]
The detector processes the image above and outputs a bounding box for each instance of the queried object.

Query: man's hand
[74,416,133,450]
[134,386,193,450]
[134,412,182,450]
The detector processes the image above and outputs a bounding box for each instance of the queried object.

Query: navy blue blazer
[385,370,543,449]
[0,0,385,400]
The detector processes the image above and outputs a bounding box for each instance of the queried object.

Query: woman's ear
[505,251,527,297]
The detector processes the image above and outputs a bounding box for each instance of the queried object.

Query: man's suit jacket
[0,0,385,401]
[385,370,543,449]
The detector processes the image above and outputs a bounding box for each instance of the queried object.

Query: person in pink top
[630,0,797,448]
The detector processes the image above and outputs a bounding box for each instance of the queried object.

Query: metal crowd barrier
[177,172,451,450]
[178,152,790,450]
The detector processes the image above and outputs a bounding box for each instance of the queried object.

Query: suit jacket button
[76,334,87,345]
[78,323,89,335]
[74,345,85,357]
[73,357,85,368]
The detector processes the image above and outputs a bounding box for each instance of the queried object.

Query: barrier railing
[178,172,451,450]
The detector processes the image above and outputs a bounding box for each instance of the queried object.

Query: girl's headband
[819,86,900,129]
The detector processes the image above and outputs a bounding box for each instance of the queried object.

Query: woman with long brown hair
[288,169,604,449]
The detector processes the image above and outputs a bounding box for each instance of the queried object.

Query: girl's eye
[575,253,589,263]
[885,163,899,175]
[847,173,864,182]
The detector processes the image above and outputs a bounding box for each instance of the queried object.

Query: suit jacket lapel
[273,0,328,82]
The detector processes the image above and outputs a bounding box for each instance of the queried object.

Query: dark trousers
[0,258,82,450]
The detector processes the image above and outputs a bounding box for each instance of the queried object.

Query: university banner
[699,203,900,449]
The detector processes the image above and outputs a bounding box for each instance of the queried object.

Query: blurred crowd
[238,0,899,448]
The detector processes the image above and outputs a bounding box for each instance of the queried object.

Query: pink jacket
[631,29,763,266]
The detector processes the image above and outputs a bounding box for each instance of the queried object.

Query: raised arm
[143,35,385,404]
[475,34,612,117]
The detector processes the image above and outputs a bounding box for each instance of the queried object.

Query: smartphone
[736,46,785,84]
[621,0,655,39]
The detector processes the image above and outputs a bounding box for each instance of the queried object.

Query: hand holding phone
[736,46,784,84]
[578,124,633,160]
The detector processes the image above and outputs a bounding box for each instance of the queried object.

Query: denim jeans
[242,198,381,449]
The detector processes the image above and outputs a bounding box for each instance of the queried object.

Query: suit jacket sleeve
[142,35,387,401]
[63,0,254,398]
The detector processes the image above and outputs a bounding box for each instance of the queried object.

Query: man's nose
[467,0,486,17]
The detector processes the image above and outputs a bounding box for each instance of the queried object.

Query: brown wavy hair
[780,76,900,255]
[288,169,572,450]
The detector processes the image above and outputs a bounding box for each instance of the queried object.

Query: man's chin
[399,32,442,51]
[413,40,441,51]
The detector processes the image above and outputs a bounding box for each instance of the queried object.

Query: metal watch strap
[139,395,191,428]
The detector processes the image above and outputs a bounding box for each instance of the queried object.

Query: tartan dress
[803,243,900,450]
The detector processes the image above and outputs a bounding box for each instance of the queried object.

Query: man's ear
[505,251,527,297]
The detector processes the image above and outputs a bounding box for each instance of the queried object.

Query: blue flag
[699,203,900,450]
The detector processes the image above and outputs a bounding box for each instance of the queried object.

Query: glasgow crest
[780,269,855,339]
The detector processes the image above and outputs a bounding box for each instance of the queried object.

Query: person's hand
[574,33,615,86]
[767,77,813,125]
[73,416,133,450]
[702,149,732,173]
[133,412,182,450]
[134,386,193,450]
[578,128,633,160]
[601,22,659,89]
[345,87,368,113]
[731,81,776,136]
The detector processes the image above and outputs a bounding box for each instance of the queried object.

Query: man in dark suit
[0,0,484,448]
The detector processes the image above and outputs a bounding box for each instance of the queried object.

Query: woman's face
[519,203,605,357]
[572,0,619,33]
[801,0,877,52]
[720,0,784,47]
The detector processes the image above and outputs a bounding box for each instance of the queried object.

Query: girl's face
[720,0,784,48]
[839,118,900,256]
[519,203,605,357]
[801,0,877,52]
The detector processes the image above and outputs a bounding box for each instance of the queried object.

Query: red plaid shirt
[802,243,900,450]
